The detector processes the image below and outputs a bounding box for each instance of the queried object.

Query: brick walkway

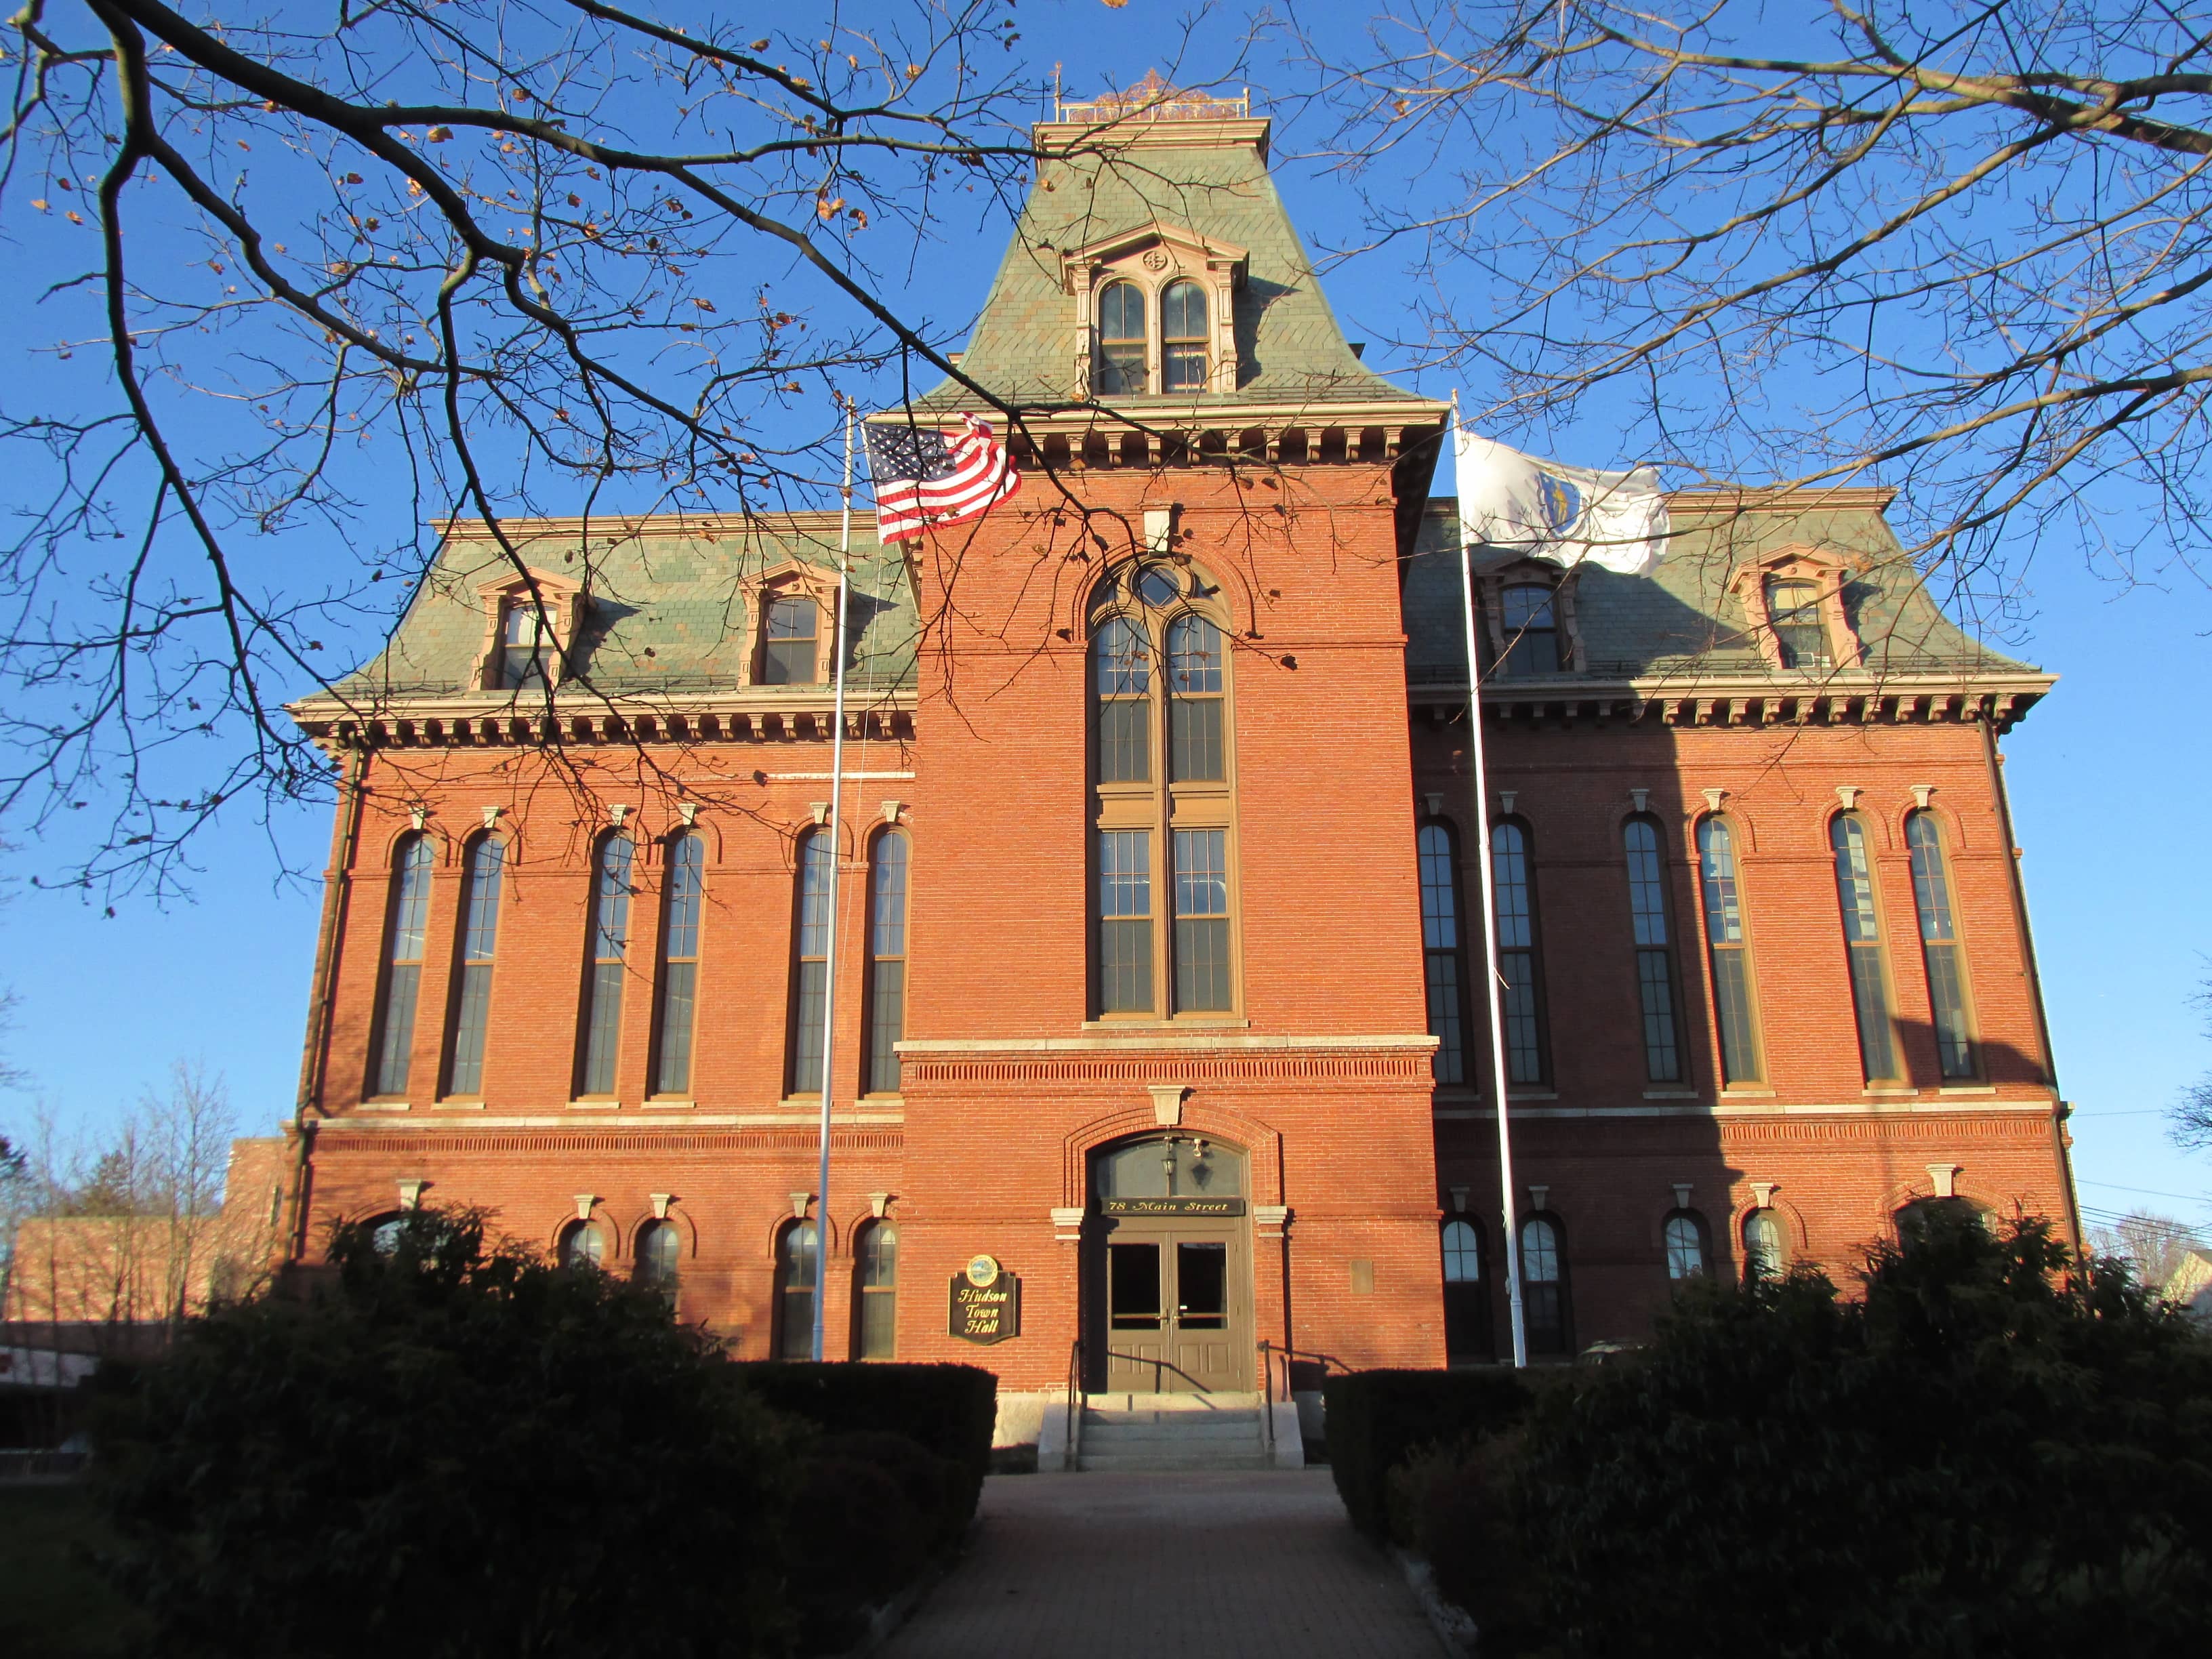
[880,1470,1444,1658]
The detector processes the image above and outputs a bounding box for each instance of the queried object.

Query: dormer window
[762,595,820,684]
[474,569,581,694]
[1098,281,1147,395]
[1498,584,1563,677]
[1729,549,1865,672]
[1764,578,1828,670]
[1161,280,1208,392]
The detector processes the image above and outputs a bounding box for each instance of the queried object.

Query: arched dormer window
[1473,562,1580,676]
[369,833,436,1099]
[1830,813,1900,1083]
[650,830,705,1097]
[1696,817,1763,1084]
[443,834,504,1099]
[737,559,842,688]
[1728,548,1865,672]
[1498,584,1562,676]
[1160,279,1208,392]
[1097,279,1147,395]
[1416,822,1471,1085]
[1905,811,1978,1079]
[762,595,819,684]
[1088,562,1237,1017]
[1765,578,1828,669]
[474,570,581,693]
[575,834,635,1099]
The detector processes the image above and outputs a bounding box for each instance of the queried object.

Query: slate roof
[1403,497,2045,684]
[325,517,917,700]
[910,131,1422,411]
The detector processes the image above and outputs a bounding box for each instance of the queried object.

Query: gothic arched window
[635,1218,681,1292]
[855,1221,898,1359]
[1743,1208,1786,1281]
[1519,1214,1571,1356]
[557,1220,605,1270]
[1663,1210,1710,1281]
[1441,1218,1490,1362]
[790,830,835,1094]
[370,833,436,1098]
[776,1219,818,1359]
[865,830,909,1095]
[1491,822,1549,1084]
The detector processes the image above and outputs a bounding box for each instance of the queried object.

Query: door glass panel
[1109,1242,1162,1330]
[1175,1241,1227,1330]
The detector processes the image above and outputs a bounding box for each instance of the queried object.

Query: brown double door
[1094,1216,1252,1393]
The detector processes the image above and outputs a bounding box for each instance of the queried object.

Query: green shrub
[88,1209,798,1659]
[784,1448,928,1653]
[1441,1210,2212,1658]
[733,1361,996,1524]
[1323,1367,1536,1539]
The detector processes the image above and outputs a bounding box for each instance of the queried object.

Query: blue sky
[1,1,2206,1233]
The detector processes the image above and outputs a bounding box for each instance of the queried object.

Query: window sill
[1080,1017,1251,1031]
[356,1100,411,1113]
[1719,1087,1776,1099]
[1862,1088,1920,1099]
[1506,1090,1559,1102]
[1641,1089,1701,1101]
[642,1099,695,1111]
[1936,1085,1996,1095]
[567,1099,622,1111]
[432,1099,486,1111]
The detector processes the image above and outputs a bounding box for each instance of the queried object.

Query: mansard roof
[1403,489,2052,715]
[308,512,916,707]
[909,106,1419,413]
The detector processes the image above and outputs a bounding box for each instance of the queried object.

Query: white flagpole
[813,401,855,1363]
[1452,392,1529,1370]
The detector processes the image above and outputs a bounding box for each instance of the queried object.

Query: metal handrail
[1065,1338,1084,1471]
[1258,1340,1277,1452]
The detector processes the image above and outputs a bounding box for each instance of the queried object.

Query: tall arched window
[635,1218,681,1293]
[1663,1210,1710,1281]
[1519,1214,1570,1356]
[1441,1218,1489,1362]
[576,835,635,1098]
[1696,818,1762,1084]
[1905,812,1977,1078]
[1417,823,1471,1085]
[1830,814,1899,1082]
[370,833,436,1097]
[1096,279,1147,395]
[790,829,834,1094]
[557,1220,605,1270]
[855,1220,898,1359]
[651,830,705,1097]
[1622,818,1685,1084]
[1089,564,1237,1018]
[1764,577,1829,669]
[865,830,909,1094]
[443,835,504,1098]
[1160,279,1208,391]
[1490,822,1549,1084]
[1498,584,1562,676]
[775,1220,817,1359]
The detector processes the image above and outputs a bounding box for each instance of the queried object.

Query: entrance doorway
[1085,1136,1252,1393]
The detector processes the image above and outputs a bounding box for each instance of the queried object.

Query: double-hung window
[1906,813,1978,1078]
[1696,819,1763,1084]
[1830,814,1900,1082]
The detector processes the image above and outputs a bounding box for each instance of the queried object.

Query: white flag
[1454,429,1668,576]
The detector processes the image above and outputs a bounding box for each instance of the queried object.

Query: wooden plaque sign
[1100,1195,1246,1218]
[948,1255,1021,1345]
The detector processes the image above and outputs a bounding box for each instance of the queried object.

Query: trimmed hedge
[732,1361,997,1522]
[1322,1367,1536,1539]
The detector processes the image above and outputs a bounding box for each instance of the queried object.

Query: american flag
[863,413,1021,544]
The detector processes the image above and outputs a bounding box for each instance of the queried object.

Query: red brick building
[278,88,2076,1421]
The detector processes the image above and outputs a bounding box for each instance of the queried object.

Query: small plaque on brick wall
[1099,1196,1246,1217]
[948,1259,1021,1345]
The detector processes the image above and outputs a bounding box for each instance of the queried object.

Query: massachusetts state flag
[863,413,1020,544]
[1453,430,1667,577]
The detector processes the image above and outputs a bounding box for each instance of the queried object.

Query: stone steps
[1074,1393,1276,1471]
